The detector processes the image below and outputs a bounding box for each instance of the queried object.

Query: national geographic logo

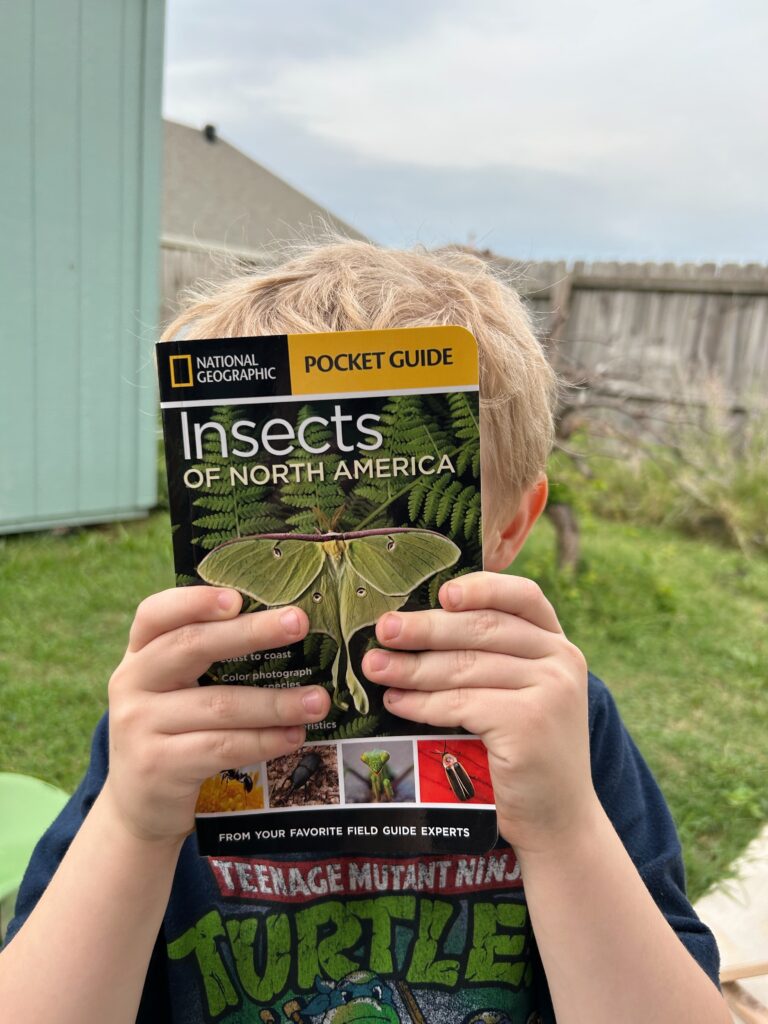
[169,354,194,388]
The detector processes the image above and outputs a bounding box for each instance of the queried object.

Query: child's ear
[484,476,548,572]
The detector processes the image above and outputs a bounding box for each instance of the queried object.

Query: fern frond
[449,485,474,536]
[284,510,326,531]
[343,395,451,511]
[436,480,464,527]
[278,404,348,530]
[195,531,242,550]
[351,483,388,502]
[192,512,240,532]
[421,474,454,528]
[253,655,293,677]
[237,514,285,535]
[234,494,282,512]
[319,635,338,670]
[280,492,336,510]
[193,489,278,511]
[464,491,482,542]
[191,494,238,513]
[448,392,479,441]
[303,634,321,661]
[339,493,383,530]
[186,405,286,547]
[407,478,430,522]
[330,714,381,740]
[302,633,338,668]
[176,573,199,587]
[428,565,475,606]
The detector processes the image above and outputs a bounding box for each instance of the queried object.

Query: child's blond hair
[161,240,557,522]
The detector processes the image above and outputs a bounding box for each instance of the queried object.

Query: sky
[163,0,768,262]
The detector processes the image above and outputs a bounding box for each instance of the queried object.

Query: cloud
[288,154,768,262]
[163,0,768,259]
[260,0,767,203]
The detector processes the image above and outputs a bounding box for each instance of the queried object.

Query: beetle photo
[416,738,495,806]
[266,745,341,808]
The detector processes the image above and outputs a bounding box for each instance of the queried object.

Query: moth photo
[197,527,460,715]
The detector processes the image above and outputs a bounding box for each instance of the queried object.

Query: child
[0,242,729,1024]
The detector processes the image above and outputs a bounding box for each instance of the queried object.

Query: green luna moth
[197,528,460,714]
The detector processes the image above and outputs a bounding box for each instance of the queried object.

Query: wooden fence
[160,239,768,409]
[160,234,267,326]
[505,259,768,409]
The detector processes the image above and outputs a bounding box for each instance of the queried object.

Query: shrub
[548,397,768,554]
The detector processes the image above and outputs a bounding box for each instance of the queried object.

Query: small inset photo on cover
[195,766,265,813]
[342,739,416,804]
[266,744,340,808]
[417,738,495,805]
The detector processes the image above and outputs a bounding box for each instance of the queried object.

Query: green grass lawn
[515,514,768,898]
[1,511,766,899]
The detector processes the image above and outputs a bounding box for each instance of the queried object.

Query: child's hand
[362,572,597,855]
[103,587,329,845]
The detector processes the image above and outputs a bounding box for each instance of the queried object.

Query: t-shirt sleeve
[4,713,171,1018]
[3,712,111,945]
[587,673,720,986]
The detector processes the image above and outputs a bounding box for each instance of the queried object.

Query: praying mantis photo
[342,743,416,804]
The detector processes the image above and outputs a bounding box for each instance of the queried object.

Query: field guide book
[156,326,498,856]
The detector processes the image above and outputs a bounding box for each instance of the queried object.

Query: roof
[162,120,366,252]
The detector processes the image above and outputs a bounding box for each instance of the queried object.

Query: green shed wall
[0,0,165,533]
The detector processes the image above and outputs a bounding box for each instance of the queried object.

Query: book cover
[156,326,497,856]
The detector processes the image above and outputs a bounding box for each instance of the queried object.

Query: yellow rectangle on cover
[287,325,479,395]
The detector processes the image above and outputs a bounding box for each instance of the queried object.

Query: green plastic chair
[0,773,70,942]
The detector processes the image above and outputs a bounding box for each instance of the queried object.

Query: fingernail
[285,726,304,745]
[302,689,325,715]
[379,614,401,641]
[385,689,404,704]
[217,590,236,610]
[280,609,302,636]
[366,650,390,673]
[443,583,462,609]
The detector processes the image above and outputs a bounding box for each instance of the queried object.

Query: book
[156,325,497,856]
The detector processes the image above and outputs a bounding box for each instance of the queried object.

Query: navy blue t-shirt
[6,674,719,1023]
